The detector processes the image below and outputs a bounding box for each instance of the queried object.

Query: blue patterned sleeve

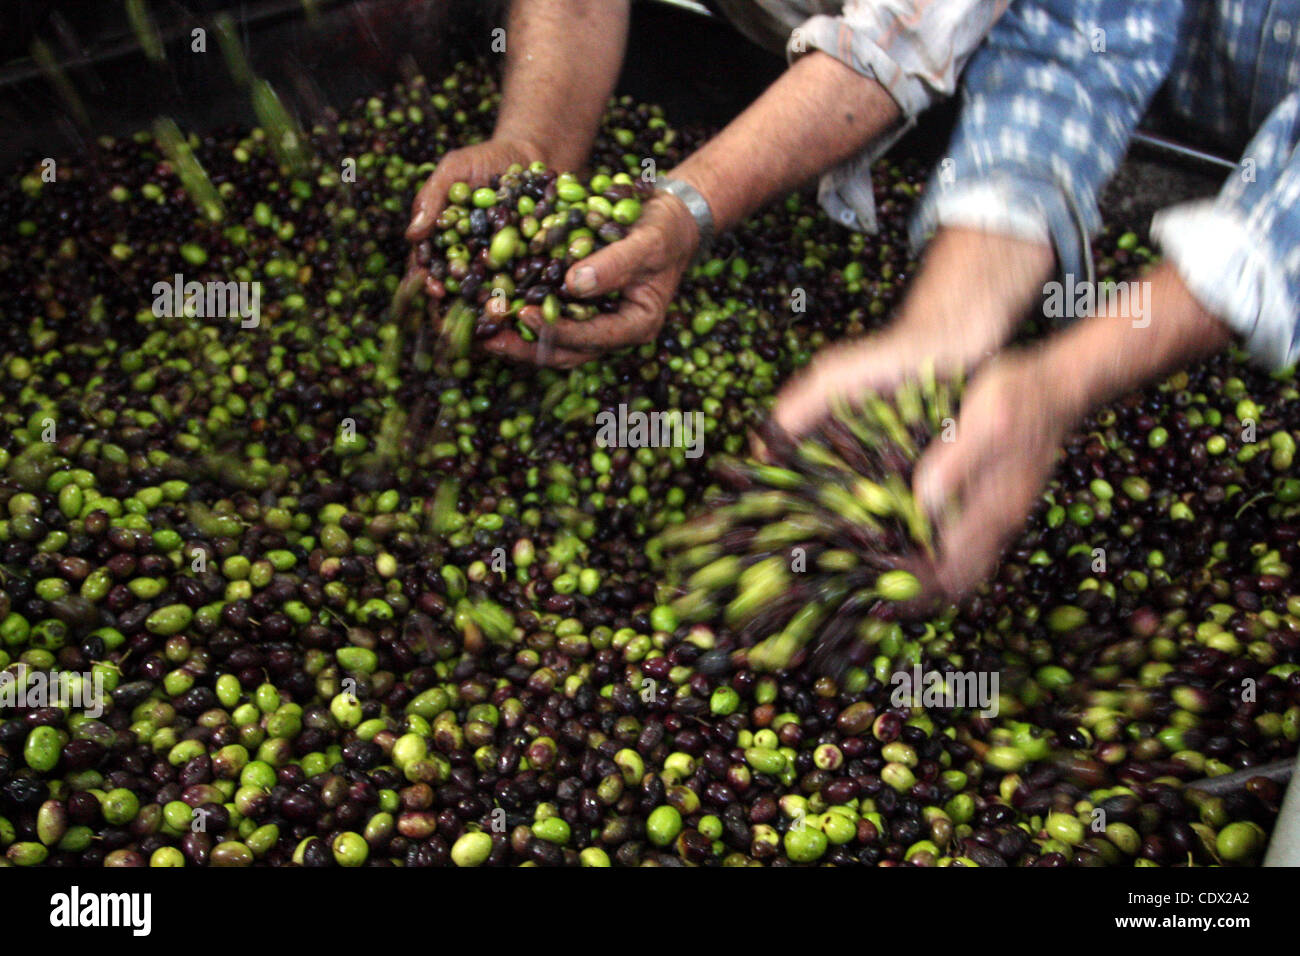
[788,0,1010,235]
[1151,93,1300,369]
[909,0,1182,280]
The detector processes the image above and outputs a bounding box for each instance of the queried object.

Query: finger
[518,301,657,350]
[407,171,452,241]
[424,274,447,301]
[904,450,959,564]
[912,427,975,524]
[408,157,481,240]
[930,473,1028,599]
[481,330,596,369]
[405,248,422,276]
[403,255,430,293]
[769,343,885,438]
[401,248,427,285]
[389,269,425,319]
[564,231,655,298]
[911,392,1005,521]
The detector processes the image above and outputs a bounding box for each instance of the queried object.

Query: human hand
[483,189,699,367]
[762,229,1051,448]
[405,137,544,241]
[912,349,1075,599]
[405,138,602,366]
[763,328,934,446]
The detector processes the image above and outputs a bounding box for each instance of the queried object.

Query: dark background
[0,0,790,165]
[0,0,1220,224]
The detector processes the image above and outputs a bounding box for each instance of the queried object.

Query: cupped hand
[485,189,699,366]
[762,329,927,447]
[406,137,544,241]
[912,349,1074,599]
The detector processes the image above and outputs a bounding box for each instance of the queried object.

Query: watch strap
[655,176,715,260]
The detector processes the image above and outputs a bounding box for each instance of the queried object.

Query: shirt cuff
[789,14,917,234]
[816,122,915,234]
[1151,200,1299,369]
[915,180,1052,246]
[788,14,934,119]
[909,172,1092,292]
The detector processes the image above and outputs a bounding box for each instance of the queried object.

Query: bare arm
[408,0,629,239]
[670,51,901,232]
[770,227,1056,438]
[507,51,911,363]
[914,262,1235,597]
[493,0,631,172]
[1050,264,1235,421]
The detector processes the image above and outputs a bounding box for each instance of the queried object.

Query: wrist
[888,304,1011,377]
[492,127,545,159]
[657,191,702,259]
[655,173,713,261]
[1043,265,1235,422]
[892,228,1055,374]
[1027,338,1093,426]
[491,121,580,170]
[670,159,741,239]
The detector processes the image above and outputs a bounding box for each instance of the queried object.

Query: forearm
[891,227,1056,371]
[1047,265,1235,421]
[493,0,630,170]
[669,52,901,233]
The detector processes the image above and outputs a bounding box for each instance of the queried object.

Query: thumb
[912,425,974,524]
[565,231,653,298]
[407,176,449,240]
[769,342,881,439]
[929,486,1007,599]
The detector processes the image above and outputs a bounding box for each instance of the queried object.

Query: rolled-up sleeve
[791,0,1009,118]
[1152,92,1300,369]
[909,0,1182,281]
[791,0,1008,232]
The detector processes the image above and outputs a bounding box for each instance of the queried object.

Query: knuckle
[986,408,1016,446]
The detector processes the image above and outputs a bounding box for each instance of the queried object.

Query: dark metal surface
[0,1,496,166]
[0,0,937,168]
[1187,759,1295,796]
[0,0,1226,226]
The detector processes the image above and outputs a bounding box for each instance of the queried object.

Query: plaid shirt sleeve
[787,0,1009,233]
[1152,93,1300,368]
[909,0,1182,282]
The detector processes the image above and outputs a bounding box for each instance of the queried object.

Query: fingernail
[936,566,961,602]
[916,471,942,517]
[570,266,596,296]
[408,210,429,235]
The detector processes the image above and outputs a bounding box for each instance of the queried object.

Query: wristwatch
[655,177,715,262]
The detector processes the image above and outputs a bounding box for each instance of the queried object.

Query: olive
[0,58,1284,872]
